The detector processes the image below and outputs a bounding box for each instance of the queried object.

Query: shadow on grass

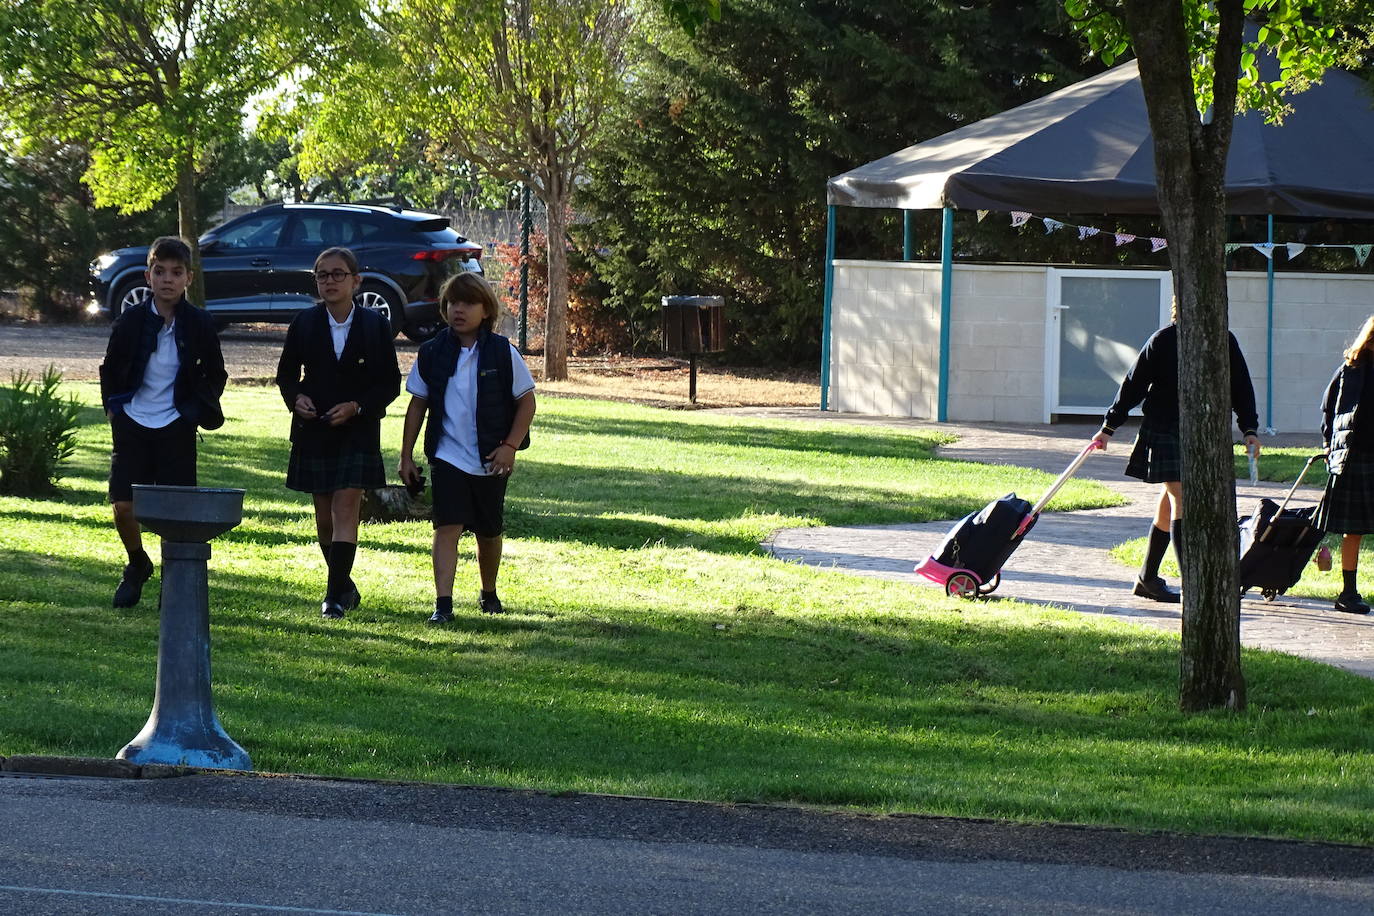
[535,411,946,459]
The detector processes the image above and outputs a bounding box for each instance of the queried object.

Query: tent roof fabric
[827,59,1374,218]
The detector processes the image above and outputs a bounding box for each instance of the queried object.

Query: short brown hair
[314,246,359,274]
[440,272,501,332]
[147,236,192,268]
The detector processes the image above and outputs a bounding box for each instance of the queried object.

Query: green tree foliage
[576,0,1099,362]
[0,0,362,304]
[297,0,635,380]
[1062,0,1370,712]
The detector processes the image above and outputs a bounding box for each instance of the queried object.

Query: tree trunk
[176,153,206,309]
[1123,0,1247,711]
[543,188,570,380]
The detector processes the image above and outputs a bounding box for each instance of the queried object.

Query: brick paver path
[716,409,1374,680]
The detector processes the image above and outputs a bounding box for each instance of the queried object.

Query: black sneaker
[1132,576,1181,604]
[478,593,504,615]
[339,583,361,612]
[112,556,155,608]
[427,608,454,624]
[320,601,346,620]
[1334,591,1371,615]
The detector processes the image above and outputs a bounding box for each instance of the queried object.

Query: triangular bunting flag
[1225,243,1242,253]
[1253,243,1275,260]
[1078,226,1100,241]
[1355,244,1372,266]
[1150,237,1167,252]
[1114,233,1136,247]
[976,210,989,222]
[1043,218,1064,234]
[1285,243,1306,261]
[1010,211,1031,227]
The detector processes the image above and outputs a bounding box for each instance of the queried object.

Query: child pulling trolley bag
[915,441,1101,598]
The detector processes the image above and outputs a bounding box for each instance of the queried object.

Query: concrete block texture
[3,755,141,778]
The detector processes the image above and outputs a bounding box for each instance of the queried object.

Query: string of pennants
[989,210,1374,266]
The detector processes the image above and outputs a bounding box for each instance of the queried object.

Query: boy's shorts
[430,458,508,537]
[108,411,197,503]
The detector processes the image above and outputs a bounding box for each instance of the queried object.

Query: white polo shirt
[125,303,181,429]
[405,340,535,476]
[327,304,354,359]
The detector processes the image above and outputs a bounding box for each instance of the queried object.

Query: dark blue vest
[416,329,528,462]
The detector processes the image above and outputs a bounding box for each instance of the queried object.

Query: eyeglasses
[314,269,355,282]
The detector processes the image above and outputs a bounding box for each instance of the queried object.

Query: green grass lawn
[3,384,1373,845]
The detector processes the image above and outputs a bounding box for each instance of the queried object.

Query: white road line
[0,884,407,916]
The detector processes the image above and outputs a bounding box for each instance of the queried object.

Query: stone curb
[0,755,247,780]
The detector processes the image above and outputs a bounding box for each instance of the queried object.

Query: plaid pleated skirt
[1124,423,1182,484]
[286,444,386,494]
[1314,451,1374,534]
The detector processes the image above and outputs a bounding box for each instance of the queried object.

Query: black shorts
[108,411,197,503]
[431,458,509,536]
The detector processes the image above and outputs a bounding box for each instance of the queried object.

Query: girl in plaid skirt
[275,247,401,620]
[1091,301,1260,603]
[1315,316,1374,614]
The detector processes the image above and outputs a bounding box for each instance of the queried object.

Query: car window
[285,214,382,248]
[215,213,288,249]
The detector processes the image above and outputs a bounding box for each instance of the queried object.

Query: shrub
[0,366,81,494]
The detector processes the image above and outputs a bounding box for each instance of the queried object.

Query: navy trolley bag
[915,441,1100,598]
[1238,454,1327,601]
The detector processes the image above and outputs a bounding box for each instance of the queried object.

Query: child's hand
[323,401,360,427]
[485,443,516,476]
[293,394,317,419]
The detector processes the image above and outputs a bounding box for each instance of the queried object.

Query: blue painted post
[1265,214,1275,431]
[938,206,954,422]
[820,205,837,411]
[903,210,913,260]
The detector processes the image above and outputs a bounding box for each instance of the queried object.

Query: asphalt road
[2,773,1372,915]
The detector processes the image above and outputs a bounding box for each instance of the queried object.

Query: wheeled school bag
[915,441,1100,598]
[1238,454,1327,601]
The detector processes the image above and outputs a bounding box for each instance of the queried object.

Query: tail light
[412,247,482,262]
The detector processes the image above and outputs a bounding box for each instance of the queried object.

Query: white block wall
[829,261,1374,433]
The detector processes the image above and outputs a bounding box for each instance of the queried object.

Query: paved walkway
[714,409,1374,680]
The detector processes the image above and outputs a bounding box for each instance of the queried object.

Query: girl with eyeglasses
[275,246,401,621]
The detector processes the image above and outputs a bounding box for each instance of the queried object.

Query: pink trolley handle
[1012,440,1103,539]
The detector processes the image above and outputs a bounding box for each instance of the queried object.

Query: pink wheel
[946,572,978,599]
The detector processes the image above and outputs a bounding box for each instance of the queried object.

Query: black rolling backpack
[1238,454,1328,601]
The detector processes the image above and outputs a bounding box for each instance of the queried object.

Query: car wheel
[401,318,445,344]
[355,282,404,337]
[112,277,153,317]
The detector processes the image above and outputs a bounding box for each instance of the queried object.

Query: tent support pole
[903,210,913,260]
[1265,213,1274,431]
[938,206,953,422]
[821,204,836,411]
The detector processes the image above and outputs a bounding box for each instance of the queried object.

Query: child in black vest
[275,246,401,620]
[398,272,536,623]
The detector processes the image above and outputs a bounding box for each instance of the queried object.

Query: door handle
[250,258,271,267]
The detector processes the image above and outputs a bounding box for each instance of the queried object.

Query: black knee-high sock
[326,541,357,603]
[1140,524,1171,582]
[321,541,356,593]
[1170,519,1184,579]
[1343,569,1358,594]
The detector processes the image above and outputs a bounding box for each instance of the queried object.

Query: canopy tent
[820,54,1374,421]
[826,58,1374,218]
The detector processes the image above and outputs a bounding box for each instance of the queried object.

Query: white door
[1044,268,1171,420]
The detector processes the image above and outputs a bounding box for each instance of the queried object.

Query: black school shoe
[339,584,361,612]
[112,555,155,607]
[1132,575,1181,604]
[320,601,346,620]
[426,608,454,624]
[1334,590,1372,615]
[478,593,504,615]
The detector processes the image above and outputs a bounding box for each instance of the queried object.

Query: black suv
[90,202,482,342]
